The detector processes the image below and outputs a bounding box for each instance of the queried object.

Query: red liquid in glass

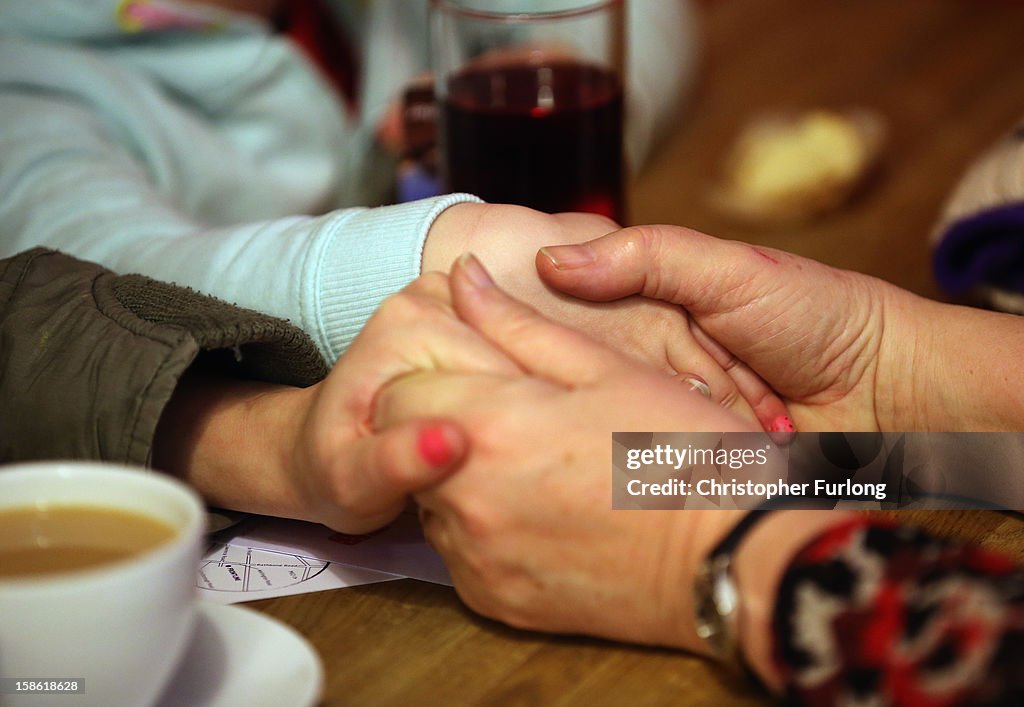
[442,61,625,222]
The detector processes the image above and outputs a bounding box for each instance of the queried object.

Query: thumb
[328,419,467,534]
[535,225,796,315]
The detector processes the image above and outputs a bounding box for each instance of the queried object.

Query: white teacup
[0,462,204,706]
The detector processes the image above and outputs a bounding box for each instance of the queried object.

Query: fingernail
[417,424,455,466]
[683,376,711,398]
[768,415,796,433]
[457,253,494,289]
[539,244,596,270]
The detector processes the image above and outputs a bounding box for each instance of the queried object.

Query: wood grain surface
[251,2,1024,704]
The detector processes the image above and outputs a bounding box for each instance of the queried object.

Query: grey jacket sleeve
[0,248,328,466]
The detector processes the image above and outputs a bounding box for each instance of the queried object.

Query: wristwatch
[692,510,776,670]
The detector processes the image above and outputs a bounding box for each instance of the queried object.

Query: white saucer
[157,602,323,707]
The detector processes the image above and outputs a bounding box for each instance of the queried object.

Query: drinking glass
[431,0,626,221]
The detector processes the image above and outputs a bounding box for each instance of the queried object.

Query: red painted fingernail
[417,424,454,466]
[769,415,797,433]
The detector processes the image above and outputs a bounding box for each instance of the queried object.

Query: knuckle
[404,270,448,291]
[720,351,740,373]
[378,288,448,324]
[479,573,542,631]
[454,500,496,542]
[321,472,359,512]
[629,223,665,259]
[375,290,419,322]
[453,578,501,620]
[453,555,536,629]
[717,387,740,410]
[408,271,450,297]
[493,303,545,345]
[626,224,674,300]
[494,600,539,632]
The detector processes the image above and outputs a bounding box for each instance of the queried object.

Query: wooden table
[252,2,1024,704]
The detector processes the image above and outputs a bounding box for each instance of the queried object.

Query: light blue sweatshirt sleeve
[0,0,695,368]
[0,86,479,363]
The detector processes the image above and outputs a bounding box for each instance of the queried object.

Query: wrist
[154,372,316,519]
[661,509,854,691]
[872,282,942,430]
[907,301,1024,430]
[730,510,855,692]
[421,202,492,273]
[242,381,317,518]
[656,510,746,655]
[874,280,1024,430]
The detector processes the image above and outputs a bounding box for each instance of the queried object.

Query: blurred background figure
[0,0,697,363]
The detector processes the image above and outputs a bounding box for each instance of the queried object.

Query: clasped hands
[274,207,939,650]
[170,209,1023,661]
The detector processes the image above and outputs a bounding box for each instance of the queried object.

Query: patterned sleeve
[772,517,1024,706]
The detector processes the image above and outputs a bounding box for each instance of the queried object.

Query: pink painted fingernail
[458,253,494,289]
[539,244,596,270]
[417,424,455,466]
[769,415,797,433]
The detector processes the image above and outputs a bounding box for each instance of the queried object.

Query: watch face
[693,557,737,657]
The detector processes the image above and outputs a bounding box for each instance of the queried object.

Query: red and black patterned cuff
[772,517,1024,706]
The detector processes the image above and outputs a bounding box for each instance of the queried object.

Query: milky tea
[0,504,176,578]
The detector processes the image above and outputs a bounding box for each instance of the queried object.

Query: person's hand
[286,272,529,533]
[157,273,521,534]
[534,225,944,431]
[372,258,860,689]
[424,203,791,431]
[374,254,758,648]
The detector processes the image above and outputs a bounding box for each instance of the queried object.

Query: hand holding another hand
[163,272,520,535]
[375,254,756,648]
[535,225,926,431]
[424,204,790,430]
[285,272,526,533]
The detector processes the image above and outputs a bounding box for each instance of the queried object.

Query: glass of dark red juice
[430,0,626,222]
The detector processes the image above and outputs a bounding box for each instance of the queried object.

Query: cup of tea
[431,0,626,221]
[0,462,205,706]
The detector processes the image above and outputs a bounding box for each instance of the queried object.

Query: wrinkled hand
[288,273,521,533]
[374,254,756,647]
[424,203,790,430]
[535,225,933,431]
